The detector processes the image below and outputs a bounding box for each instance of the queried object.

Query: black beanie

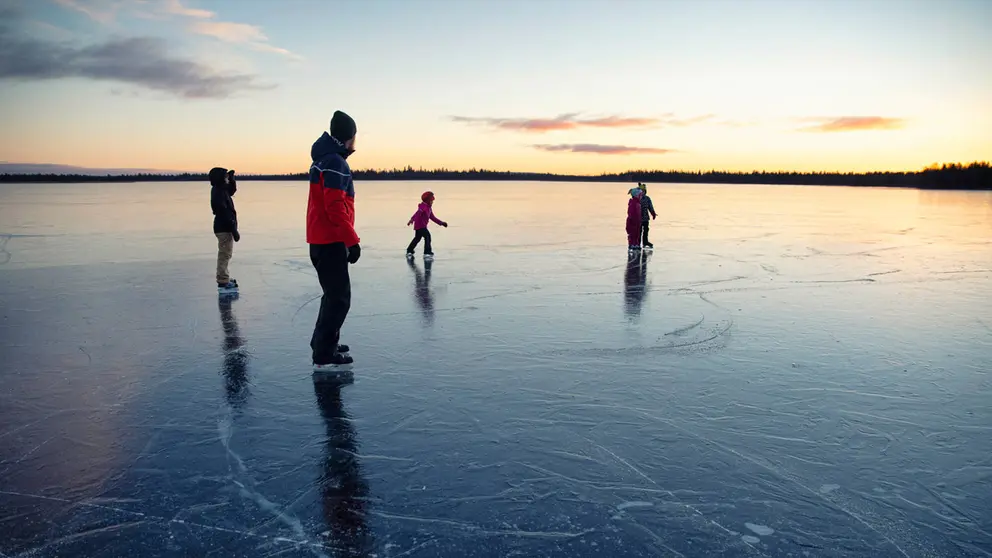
[330,110,356,143]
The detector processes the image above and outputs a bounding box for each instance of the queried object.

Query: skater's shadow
[313,380,374,555]
[623,250,650,319]
[218,293,251,409]
[407,257,435,326]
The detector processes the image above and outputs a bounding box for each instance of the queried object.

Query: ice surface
[1,181,991,557]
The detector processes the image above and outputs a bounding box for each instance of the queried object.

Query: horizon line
[1,161,989,178]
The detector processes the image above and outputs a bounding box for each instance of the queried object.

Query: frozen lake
[1,180,990,557]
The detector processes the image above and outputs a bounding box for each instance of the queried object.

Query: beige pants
[216,233,234,284]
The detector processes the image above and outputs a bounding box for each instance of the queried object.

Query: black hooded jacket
[209,167,238,234]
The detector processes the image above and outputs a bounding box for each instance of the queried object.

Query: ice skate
[218,279,239,294]
[313,351,353,373]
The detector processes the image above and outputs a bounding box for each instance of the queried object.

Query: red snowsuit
[626,193,643,246]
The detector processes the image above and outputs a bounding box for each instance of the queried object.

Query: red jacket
[307,132,359,246]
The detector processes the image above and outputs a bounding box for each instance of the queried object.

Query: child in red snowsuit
[626,187,643,249]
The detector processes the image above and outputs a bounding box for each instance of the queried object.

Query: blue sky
[0,0,989,174]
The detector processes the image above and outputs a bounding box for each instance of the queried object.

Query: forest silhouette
[2,162,989,190]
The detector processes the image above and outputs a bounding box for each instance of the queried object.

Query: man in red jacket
[308,111,361,371]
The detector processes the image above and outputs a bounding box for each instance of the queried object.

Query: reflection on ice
[219,293,251,411]
[407,257,435,326]
[623,249,650,319]
[314,381,373,555]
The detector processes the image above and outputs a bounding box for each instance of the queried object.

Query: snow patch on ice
[819,484,840,494]
[742,535,760,544]
[745,523,775,536]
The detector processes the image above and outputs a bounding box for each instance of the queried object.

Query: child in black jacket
[210,167,240,293]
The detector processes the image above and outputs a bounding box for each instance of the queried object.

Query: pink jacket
[410,202,444,230]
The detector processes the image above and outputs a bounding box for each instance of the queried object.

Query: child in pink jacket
[406,191,448,259]
[626,187,643,250]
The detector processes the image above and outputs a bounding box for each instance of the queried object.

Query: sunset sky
[0,0,989,175]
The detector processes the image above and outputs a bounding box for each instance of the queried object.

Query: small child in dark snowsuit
[406,191,448,259]
[639,183,657,248]
[626,187,643,250]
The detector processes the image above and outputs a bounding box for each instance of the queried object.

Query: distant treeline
[2,161,989,190]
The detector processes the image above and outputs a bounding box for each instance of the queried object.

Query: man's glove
[233,231,240,242]
[347,244,361,264]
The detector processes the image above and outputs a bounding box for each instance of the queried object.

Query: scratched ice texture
[1,181,990,558]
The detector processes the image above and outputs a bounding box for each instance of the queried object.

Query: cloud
[0,2,21,21]
[191,21,265,43]
[0,17,270,98]
[249,42,297,57]
[659,113,717,127]
[163,0,211,18]
[450,112,723,133]
[27,20,76,40]
[53,0,209,23]
[798,116,905,132]
[187,15,301,59]
[533,144,678,155]
[52,0,131,23]
[450,113,663,133]
[50,0,300,59]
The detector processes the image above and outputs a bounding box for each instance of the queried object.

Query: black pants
[406,228,432,254]
[310,242,351,364]
[640,221,650,245]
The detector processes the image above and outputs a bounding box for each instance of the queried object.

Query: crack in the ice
[783,387,918,402]
[13,520,147,557]
[515,462,703,499]
[0,436,55,476]
[338,449,413,462]
[916,483,992,541]
[384,410,429,436]
[663,315,705,337]
[291,294,322,324]
[866,269,902,277]
[0,409,80,440]
[631,410,914,558]
[683,275,750,288]
[934,268,992,275]
[370,510,594,539]
[465,286,544,302]
[790,278,875,284]
[78,346,92,365]
[590,441,760,554]
[0,490,340,555]
[624,519,688,557]
[386,538,435,557]
[0,234,12,265]
[217,410,328,558]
